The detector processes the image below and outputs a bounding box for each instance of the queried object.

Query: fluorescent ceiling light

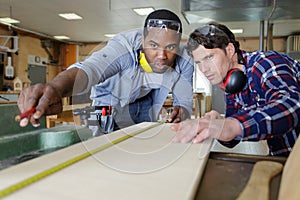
[104,34,116,38]
[197,18,213,24]
[133,7,155,16]
[231,29,243,34]
[0,17,20,24]
[58,13,82,20]
[54,35,70,40]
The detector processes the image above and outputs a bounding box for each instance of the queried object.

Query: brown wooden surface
[237,135,300,200]
[278,137,300,200]
[236,161,283,200]
[0,101,17,104]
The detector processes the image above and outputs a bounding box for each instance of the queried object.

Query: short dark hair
[143,9,182,36]
[187,22,240,56]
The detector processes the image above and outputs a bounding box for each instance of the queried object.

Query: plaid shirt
[226,50,300,157]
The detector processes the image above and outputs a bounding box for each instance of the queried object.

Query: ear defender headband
[139,53,153,72]
[223,51,247,94]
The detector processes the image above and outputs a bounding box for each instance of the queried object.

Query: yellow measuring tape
[0,122,165,198]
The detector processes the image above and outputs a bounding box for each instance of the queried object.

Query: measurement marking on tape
[0,122,164,198]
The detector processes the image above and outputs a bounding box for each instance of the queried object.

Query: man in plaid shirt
[171,22,300,157]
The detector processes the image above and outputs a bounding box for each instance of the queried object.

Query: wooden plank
[0,122,213,200]
[278,137,300,200]
[236,161,283,200]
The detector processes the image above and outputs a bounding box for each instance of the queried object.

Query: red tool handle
[15,107,36,121]
[102,107,106,116]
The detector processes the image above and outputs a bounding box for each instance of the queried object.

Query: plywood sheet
[0,122,213,200]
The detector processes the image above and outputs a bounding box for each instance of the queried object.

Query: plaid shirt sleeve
[226,51,300,156]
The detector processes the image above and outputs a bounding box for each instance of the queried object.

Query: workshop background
[0,1,299,199]
[1,0,296,112]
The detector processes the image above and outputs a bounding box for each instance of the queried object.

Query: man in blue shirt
[18,9,194,134]
[172,22,300,157]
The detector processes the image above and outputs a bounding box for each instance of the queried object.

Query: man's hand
[17,68,84,127]
[170,112,242,143]
[18,83,63,127]
[168,106,189,123]
[203,110,224,119]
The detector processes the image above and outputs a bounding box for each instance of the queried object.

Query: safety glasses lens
[147,19,180,33]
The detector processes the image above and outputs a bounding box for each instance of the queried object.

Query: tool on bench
[96,106,114,134]
[0,95,9,101]
[73,105,114,135]
[73,106,95,127]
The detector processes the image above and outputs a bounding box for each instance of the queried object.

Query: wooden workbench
[0,91,19,104]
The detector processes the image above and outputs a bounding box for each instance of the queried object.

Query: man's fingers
[30,117,41,127]
[17,83,63,127]
[169,106,188,123]
[171,119,199,143]
[170,123,180,131]
[19,118,29,127]
[18,91,38,114]
[46,102,63,115]
[18,83,45,115]
[169,108,178,122]
[172,117,181,123]
[192,129,210,143]
[35,95,51,117]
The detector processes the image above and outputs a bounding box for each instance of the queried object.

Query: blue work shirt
[69,29,194,128]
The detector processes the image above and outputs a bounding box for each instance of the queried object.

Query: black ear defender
[223,69,247,94]
[223,51,247,94]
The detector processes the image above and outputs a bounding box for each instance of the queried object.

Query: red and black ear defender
[222,51,247,94]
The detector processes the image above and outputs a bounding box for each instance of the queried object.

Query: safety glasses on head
[197,24,229,39]
[146,19,181,33]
